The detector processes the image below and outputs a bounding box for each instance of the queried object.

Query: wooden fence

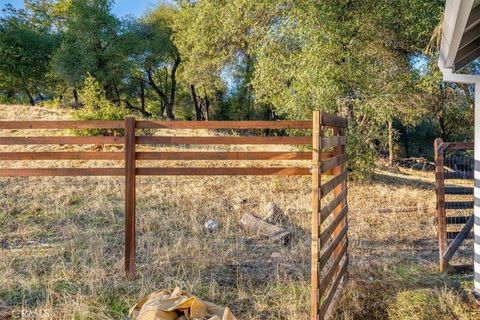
[311,112,348,320]
[0,111,348,320]
[434,138,474,272]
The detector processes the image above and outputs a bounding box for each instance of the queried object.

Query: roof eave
[439,0,475,71]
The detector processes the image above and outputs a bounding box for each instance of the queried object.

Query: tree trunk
[26,90,35,106]
[190,84,203,121]
[160,100,165,118]
[191,85,210,121]
[439,109,447,140]
[140,81,145,111]
[166,57,181,121]
[165,104,175,121]
[114,84,121,106]
[145,55,180,121]
[191,84,202,120]
[73,89,79,104]
[204,94,209,121]
[104,83,116,102]
[388,119,394,166]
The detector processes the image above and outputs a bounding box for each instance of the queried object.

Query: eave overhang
[440,0,480,72]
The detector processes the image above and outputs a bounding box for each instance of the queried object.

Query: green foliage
[123,4,181,119]
[51,0,125,99]
[173,0,446,174]
[346,126,378,179]
[0,0,471,177]
[0,6,59,104]
[73,76,127,136]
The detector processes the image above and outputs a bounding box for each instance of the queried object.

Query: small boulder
[204,219,220,232]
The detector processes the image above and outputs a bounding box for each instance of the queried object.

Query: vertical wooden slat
[434,138,447,272]
[332,127,347,273]
[125,117,136,278]
[311,111,321,320]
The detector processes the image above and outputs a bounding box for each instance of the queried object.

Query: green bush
[72,76,128,136]
[346,126,377,180]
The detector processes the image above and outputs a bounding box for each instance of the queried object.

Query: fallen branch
[240,213,291,243]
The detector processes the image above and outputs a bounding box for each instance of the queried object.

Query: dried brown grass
[0,105,479,319]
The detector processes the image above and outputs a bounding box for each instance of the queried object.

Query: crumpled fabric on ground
[129,287,237,320]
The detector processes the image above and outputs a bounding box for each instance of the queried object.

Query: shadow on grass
[370,172,435,191]
[335,252,478,320]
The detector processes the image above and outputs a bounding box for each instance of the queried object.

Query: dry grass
[0,105,479,319]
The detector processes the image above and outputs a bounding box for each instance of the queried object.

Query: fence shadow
[370,171,435,191]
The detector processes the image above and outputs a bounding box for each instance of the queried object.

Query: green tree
[0,5,58,105]
[73,74,128,135]
[51,0,125,104]
[125,4,181,120]
[173,0,444,176]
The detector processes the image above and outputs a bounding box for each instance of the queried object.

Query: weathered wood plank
[318,225,348,271]
[320,136,347,149]
[320,205,348,244]
[0,168,124,176]
[318,257,348,318]
[136,167,311,176]
[136,120,312,129]
[319,241,347,294]
[320,189,347,223]
[136,136,311,145]
[136,151,312,160]
[445,142,474,150]
[320,171,347,198]
[239,212,291,243]
[321,154,346,174]
[321,113,348,128]
[0,152,124,160]
[0,136,125,145]
[0,120,124,129]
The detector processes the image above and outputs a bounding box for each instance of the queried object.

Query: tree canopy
[1,0,473,177]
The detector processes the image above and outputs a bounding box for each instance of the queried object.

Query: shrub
[73,76,128,136]
[346,126,377,180]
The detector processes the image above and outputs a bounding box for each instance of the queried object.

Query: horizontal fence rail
[135,136,312,145]
[0,112,348,320]
[0,120,125,129]
[434,138,474,272]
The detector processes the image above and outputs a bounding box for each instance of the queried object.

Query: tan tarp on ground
[129,287,237,320]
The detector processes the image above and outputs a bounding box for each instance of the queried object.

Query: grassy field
[0,105,479,319]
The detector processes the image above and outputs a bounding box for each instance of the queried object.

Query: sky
[0,0,160,18]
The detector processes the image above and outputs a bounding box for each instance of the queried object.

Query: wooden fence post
[125,117,136,278]
[311,111,321,320]
[332,126,347,275]
[434,138,447,272]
